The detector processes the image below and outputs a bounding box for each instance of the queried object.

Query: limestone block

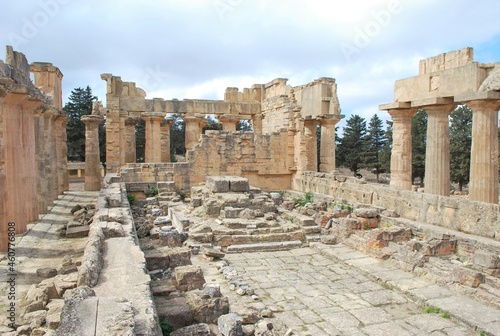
[472,250,500,269]
[450,265,485,288]
[158,227,183,247]
[175,265,205,291]
[65,225,90,238]
[184,291,229,323]
[354,208,379,218]
[255,321,274,336]
[145,247,191,270]
[36,268,57,278]
[424,239,457,256]
[202,247,225,259]
[218,313,243,336]
[221,207,244,218]
[228,176,249,192]
[203,282,222,298]
[206,176,230,193]
[154,216,171,225]
[170,323,211,336]
[45,299,64,329]
[155,297,194,330]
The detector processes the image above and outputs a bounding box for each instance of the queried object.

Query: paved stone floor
[225,247,493,336]
[0,186,99,332]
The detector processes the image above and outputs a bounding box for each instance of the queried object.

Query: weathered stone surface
[472,250,500,269]
[45,299,64,329]
[206,176,230,193]
[424,239,457,256]
[145,247,192,270]
[320,235,337,245]
[185,291,230,323]
[254,321,275,336]
[170,323,211,336]
[202,247,225,259]
[158,227,183,247]
[175,265,205,291]
[154,216,172,225]
[354,208,379,218]
[203,282,222,298]
[155,297,194,330]
[36,268,57,278]
[218,313,243,336]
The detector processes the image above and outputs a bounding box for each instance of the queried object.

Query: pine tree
[337,115,367,174]
[363,114,387,182]
[63,86,97,161]
[412,109,427,186]
[379,120,393,174]
[170,114,186,158]
[449,105,472,191]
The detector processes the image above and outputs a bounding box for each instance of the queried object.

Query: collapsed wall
[0,46,68,252]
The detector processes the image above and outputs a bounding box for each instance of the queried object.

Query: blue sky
[1,0,499,128]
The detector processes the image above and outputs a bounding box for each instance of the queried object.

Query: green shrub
[159,316,173,336]
[127,194,136,204]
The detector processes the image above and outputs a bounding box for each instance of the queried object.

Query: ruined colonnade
[381,48,500,204]
[0,47,68,251]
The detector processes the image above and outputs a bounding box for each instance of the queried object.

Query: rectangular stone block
[472,250,500,269]
[228,176,249,192]
[206,176,230,193]
[66,225,90,238]
[175,265,205,291]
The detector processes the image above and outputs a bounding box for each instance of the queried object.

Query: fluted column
[319,115,342,173]
[161,118,173,162]
[124,117,139,163]
[468,100,500,203]
[387,108,417,190]
[423,105,455,196]
[184,115,207,151]
[141,112,165,163]
[219,114,241,132]
[82,115,104,191]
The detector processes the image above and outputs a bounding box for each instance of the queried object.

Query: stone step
[292,214,317,227]
[226,240,303,253]
[306,235,321,243]
[214,231,305,247]
[223,219,281,229]
[212,224,302,236]
[303,226,321,234]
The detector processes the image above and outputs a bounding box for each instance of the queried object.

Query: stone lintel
[379,102,411,110]
[319,114,345,121]
[30,62,63,79]
[454,91,500,103]
[410,97,454,108]
[141,112,165,120]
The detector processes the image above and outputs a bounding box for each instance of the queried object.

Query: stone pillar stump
[319,115,342,173]
[141,112,165,163]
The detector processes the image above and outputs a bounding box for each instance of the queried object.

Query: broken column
[319,114,342,173]
[184,115,207,151]
[423,103,455,196]
[142,112,165,163]
[82,115,104,191]
[299,118,319,172]
[124,117,138,163]
[54,114,69,194]
[467,98,500,203]
[384,106,416,190]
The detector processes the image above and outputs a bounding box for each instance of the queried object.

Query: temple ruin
[1,46,500,335]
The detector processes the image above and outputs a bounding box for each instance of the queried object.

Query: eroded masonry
[1,46,500,336]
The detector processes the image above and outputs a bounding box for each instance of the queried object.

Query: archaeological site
[1,45,500,336]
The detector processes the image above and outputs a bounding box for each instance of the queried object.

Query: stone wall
[0,46,68,252]
[293,172,500,241]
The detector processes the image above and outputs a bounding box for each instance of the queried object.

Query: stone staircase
[157,181,177,203]
[188,176,308,253]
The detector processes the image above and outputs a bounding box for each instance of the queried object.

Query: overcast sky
[2,0,500,128]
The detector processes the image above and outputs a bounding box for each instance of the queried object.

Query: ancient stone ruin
[1,46,500,336]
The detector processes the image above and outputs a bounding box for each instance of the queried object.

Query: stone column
[184,115,207,151]
[141,112,165,163]
[387,108,417,190]
[124,117,138,163]
[161,118,173,162]
[251,113,263,134]
[299,118,320,172]
[423,105,455,196]
[54,114,69,193]
[467,99,500,203]
[319,115,342,173]
[82,115,104,191]
[220,114,241,132]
